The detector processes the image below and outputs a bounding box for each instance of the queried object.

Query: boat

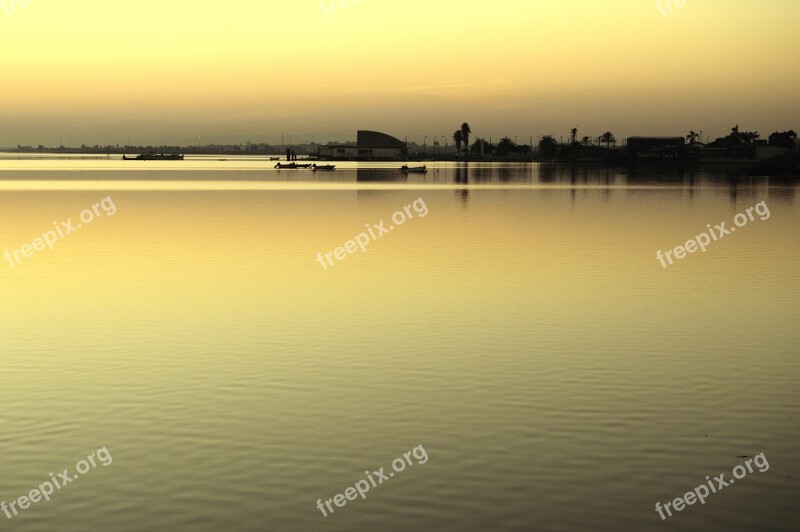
[311,164,336,171]
[401,165,427,173]
[275,162,313,169]
[123,153,184,161]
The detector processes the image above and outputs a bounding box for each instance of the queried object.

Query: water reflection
[767,184,797,204]
[355,168,408,182]
[0,160,796,206]
[455,164,469,203]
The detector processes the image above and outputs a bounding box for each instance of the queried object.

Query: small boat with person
[401,165,427,174]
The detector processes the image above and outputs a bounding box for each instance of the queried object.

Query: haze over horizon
[2,0,799,147]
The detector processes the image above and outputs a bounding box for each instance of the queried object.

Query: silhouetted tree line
[708,125,761,148]
[768,130,797,149]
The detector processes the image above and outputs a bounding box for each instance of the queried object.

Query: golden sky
[1,0,798,145]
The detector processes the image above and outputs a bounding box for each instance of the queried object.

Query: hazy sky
[1,0,798,146]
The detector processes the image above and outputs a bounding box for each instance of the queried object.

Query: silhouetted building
[317,144,358,160]
[356,130,407,160]
[318,130,407,160]
[627,137,685,158]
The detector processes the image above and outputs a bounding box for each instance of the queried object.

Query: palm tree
[495,137,516,157]
[453,130,463,155]
[581,136,592,147]
[742,131,760,145]
[570,127,578,145]
[724,125,759,145]
[460,123,471,159]
[538,135,558,158]
[686,131,699,145]
[600,132,616,150]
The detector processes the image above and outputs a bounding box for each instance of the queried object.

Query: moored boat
[311,164,336,171]
[401,165,427,173]
[123,153,184,161]
[275,162,314,169]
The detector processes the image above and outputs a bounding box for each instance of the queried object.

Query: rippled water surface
[1,159,798,531]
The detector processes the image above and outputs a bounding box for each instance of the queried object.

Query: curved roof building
[355,130,407,160]
[357,130,406,150]
[318,130,407,161]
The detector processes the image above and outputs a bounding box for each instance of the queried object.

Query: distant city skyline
[1,0,798,146]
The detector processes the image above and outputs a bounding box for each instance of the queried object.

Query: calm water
[1,158,798,531]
